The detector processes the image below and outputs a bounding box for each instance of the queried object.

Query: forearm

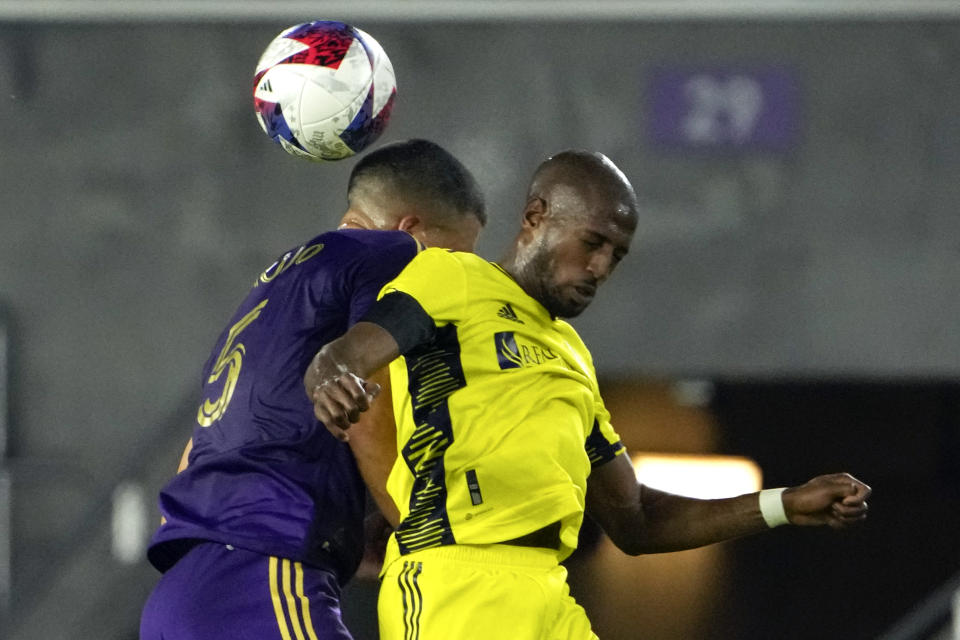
[587,455,778,555]
[306,293,437,437]
[323,290,433,380]
[628,486,769,554]
[590,461,870,555]
[313,321,399,380]
[304,322,399,438]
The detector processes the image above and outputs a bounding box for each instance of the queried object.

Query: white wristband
[759,488,789,528]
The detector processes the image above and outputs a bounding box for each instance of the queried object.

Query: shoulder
[407,247,462,269]
[401,249,500,286]
[554,319,591,355]
[307,230,420,278]
[410,248,489,271]
[324,229,420,256]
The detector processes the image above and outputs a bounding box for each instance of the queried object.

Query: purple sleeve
[344,235,420,326]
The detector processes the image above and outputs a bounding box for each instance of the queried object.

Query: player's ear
[521,197,547,229]
[397,215,421,233]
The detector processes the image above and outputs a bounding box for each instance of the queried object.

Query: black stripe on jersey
[585,419,625,467]
[399,561,424,640]
[360,291,436,355]
[395,324,464,555]
[399,562,412,640]
[410,561,424,637]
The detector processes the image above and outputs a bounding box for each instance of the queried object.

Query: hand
[306,349,380,441]
[782,472,871,529]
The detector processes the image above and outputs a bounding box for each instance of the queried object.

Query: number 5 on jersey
[197,299,268,426]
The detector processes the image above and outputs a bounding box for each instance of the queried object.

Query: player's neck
[497,249,523,286]
[497,250,543,309]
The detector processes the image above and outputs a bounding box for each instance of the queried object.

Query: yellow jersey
[378,248,625,561]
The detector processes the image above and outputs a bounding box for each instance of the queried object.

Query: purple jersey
[148,229,421,583]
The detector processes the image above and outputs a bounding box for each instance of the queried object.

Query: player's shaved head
[342,139,485,252]
[527,150,637,226]
[347,139,486,226]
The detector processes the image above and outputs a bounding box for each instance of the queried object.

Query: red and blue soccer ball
[253,21,397,162]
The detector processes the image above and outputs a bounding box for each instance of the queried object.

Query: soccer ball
[253,21,397,162]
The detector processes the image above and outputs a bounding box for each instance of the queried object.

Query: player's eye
[581,236,603,250]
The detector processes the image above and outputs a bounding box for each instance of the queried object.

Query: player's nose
[586,246,615,283]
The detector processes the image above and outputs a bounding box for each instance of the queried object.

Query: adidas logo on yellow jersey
[496,303,524,323]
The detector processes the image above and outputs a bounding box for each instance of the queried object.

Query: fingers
[325,423,351,443]
[835,474,871,507]
[363,380,381,403]
[310,372,378,441]
[787,472,871,529]
[849,478,872,502]
[820,472,871,502]
[831,500,868,519]
[310,385,352,441]
[842,492,867,506]
[828,500,869,529]
[822,473,870,528]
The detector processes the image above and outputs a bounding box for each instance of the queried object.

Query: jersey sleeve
[572,330,625,468]
[584,396,625,468]
[378,248,468,324]
[344,234,421,326]
[360,248,469,355]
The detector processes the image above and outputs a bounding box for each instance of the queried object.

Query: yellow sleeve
[586,394,625,467]
[378,248,467,326]
[569,329,625,467]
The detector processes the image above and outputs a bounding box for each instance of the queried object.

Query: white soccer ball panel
[298,78,362,129]
[298,84,370,157]
[301,78,369,129]
[302,56,371,110]
[355,28,397,115]
[270,66,352,132]
[331,39,376,94]
[254,66,307,108]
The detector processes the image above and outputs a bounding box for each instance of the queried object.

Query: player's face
[528,188,635,318]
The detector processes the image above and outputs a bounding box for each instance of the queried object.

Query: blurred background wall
[0,2,958,639]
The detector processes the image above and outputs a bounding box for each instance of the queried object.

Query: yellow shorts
[378,544,597,640]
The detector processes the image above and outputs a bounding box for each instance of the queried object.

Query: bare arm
[177,438,193,473]
[304,321,401,441]
[160,437,196,524]
[587,454,871,556]
[345,367,401,527]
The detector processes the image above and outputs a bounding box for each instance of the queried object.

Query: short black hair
[347,139,486,226]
